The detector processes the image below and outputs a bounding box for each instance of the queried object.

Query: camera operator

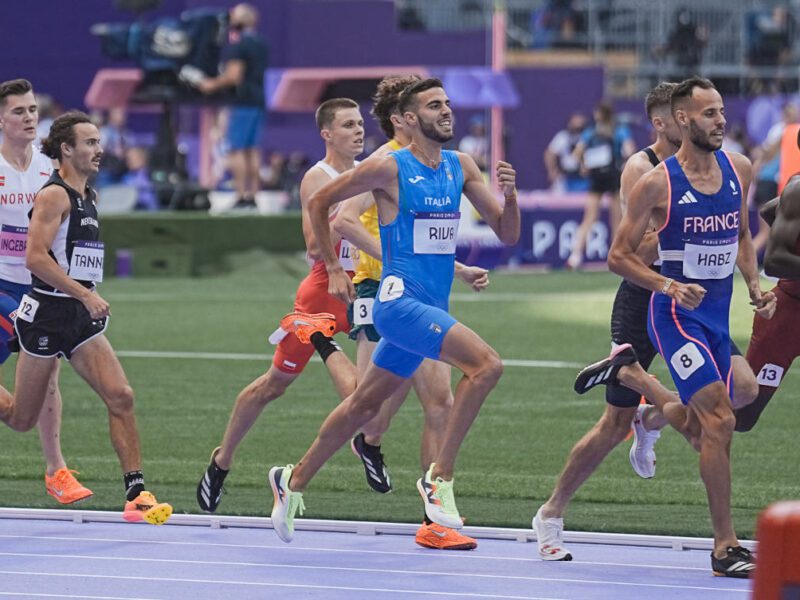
[197,3,267,209]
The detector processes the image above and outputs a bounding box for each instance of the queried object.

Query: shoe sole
[143,503,173,525]
[47,490,93,505]
[268,467,292,543]
[415,539,477,550]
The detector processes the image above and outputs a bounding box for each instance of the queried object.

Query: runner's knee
[106,384,135,416]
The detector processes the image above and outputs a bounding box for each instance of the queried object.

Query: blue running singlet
[647,151,743,403]
[372,148,464,377]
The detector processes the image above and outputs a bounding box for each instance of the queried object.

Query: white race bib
[682,237,738,280]
[583,144,613,169]
[69,240,105,282]
[15,294,39,323]
[756,363,784,388]
[378,275,404,303]
[353,297,374,325]
[670,342,705,381]
[0,225,27,259]
[413,212,460,255]
[338,240,355,271]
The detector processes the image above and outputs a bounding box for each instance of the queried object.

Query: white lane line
[0,572,567,600]
[0,540,712,572]
[0,594,158,600]
[0,567,746,596]
[115,349,582,369]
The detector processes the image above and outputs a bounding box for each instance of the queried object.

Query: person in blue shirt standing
[606,77,774,578]
[198,3,267,209]
[568,101,635,269]
[267,78,520,543]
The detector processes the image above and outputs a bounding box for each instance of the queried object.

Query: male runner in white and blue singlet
[267,78,520,543]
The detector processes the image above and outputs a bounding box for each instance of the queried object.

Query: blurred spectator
[568,101,635,269]
[458,115,489,171]
[121,146,159,211]
[751,102,799,255]
[95,107,131,187]
[544,112,589,192]
[530,0,581,49]
[35,94,62,143]
[261,150,288,191]
[396,0,425,31]
[196,3,268,210]
[283,151,310,210]
[654,7,708,79]
[748,6,794,67]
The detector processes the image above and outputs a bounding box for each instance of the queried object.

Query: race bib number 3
[683,238,738,280]
[670,342,705,380]
[413,212,460,255]
[353,297,374,325]
[0,225,27,258]
[16,294,39,323]
[756,363,784,388]
[69,240,105,282]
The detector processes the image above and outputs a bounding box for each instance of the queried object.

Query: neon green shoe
[269,465,305,543]
[416,463,462,530]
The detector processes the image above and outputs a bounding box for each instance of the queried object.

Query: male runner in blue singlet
[267,78,520,543]
[605,77,774,578]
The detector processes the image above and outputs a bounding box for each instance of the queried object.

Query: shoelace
[52,469,81,487]
[540,516,564,542]
[288,492,305,517]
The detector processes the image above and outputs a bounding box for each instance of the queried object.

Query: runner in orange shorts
[196,98,369,512]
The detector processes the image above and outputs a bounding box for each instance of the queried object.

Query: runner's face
[653,106,681,148]
[63,123,103,176]
[413,87,453,143]
[684,88,726,152]
[0,91,38,145]
[326,107,364,157]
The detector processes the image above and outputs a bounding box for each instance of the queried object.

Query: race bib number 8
[69,240,105,282]
[413,212,460,254]
[353,297,374,325]
[670,341,705,380]
[683,238,738,280]
[16,294,39,323]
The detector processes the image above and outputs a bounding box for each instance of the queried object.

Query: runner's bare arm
[459,154,520,245]
[620,151,660,264]
[609,167,706,310]
[26,186,109,318]
[332,193,382,261]
[308,155,397,303]
[764,176,800,279]
[299,167,335,260]
[759,196,780,227]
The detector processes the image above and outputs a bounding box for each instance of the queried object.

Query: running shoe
[629,404,661,479]
[532,506,573,561]
[711,546,756,578]
[197,446,228,512]
[269,464,305,543]
[415,522,477,550]
[574,343,638,394]
[122,491,173,525]
[416,463,462,530]
[275,312,336,344]
[45,468,93,505]
[351,433,392,494]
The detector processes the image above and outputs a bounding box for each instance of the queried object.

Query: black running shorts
[607,278,658,408]
[15,292,108,359]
